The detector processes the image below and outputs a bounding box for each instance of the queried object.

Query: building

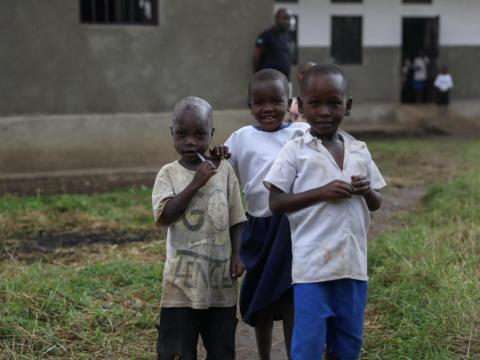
[0,0,270,115]
[277,0,480,103]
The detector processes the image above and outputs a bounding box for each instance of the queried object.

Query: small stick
[196,152,206,162]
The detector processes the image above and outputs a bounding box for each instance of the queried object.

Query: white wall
[275,0,480,47]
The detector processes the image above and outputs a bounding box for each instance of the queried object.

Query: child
[265,64,386,360]
[152,96,247,360]
[289,61,316,122]
[434,66,454,115]
[212,68,310,360]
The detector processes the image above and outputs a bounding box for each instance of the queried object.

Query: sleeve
[224,131,238,173]
[365,147,387,191]
[263,141,297,193]
[226,162,247,227]
[151,166,175,224]
[255,32,266,48]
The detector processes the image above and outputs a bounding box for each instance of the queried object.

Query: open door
[401,17,439,103]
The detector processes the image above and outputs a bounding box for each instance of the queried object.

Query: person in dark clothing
[253,8,292,79]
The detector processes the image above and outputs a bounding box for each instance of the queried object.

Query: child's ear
[345,97,353,117]
[287,98,292,111]
[298,97,304,114]
[170,127,173,136]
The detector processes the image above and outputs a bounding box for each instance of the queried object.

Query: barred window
[331,16,362,64]
[80,0,158,25]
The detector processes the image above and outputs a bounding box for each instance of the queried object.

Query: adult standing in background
[252,8,292,80]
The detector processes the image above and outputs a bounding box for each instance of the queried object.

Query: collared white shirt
[264,130,386,283]
[225,122,310,217]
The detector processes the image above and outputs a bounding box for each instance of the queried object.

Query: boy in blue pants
[264,64,386,360]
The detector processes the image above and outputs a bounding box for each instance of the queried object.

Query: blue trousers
[291,279,368,360]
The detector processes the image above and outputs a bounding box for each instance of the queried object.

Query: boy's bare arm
[229,222,245,278]
[159,161,216,225]
[362,189,382,212]
[269,180,354,213]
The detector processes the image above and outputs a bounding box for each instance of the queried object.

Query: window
[331,0,363,3]
[275,0,299,3]
[80,0,158,25]
[403,0,432,3]
[331,16,362,64]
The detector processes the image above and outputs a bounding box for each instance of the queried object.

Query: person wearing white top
[434,66,454,112]
[265,64,386,360]
[213,69,310,359]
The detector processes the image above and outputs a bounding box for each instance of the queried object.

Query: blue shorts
[414,80,426,92]
[291,279,368,360]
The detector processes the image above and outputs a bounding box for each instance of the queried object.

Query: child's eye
[196,132,207,138]
[175,131,185,137]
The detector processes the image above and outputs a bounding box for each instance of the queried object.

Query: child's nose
[317,105,331,117]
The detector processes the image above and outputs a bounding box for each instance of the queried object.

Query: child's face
[171,110,213,163]
[249,79,288,132]
[300,73,352,138]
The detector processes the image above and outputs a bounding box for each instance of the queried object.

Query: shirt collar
[303,129,365,152]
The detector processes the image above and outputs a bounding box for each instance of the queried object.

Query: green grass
[0,259,163,359]
[1,138,480,359]
[363,141,480,359]
[0,187,153,239]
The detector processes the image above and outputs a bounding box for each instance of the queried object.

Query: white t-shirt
[225,122,310,217]
[152,160,247,309]
[434,74,454,92]
[264,131,386,283]
[413,56,429,81]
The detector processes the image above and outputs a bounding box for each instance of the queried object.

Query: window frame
[330,16,363,65]
[80,0,159,26]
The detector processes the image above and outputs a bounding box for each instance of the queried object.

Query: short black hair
[171,96,213,129]
[301,63,348,96]
[248,68,289,100]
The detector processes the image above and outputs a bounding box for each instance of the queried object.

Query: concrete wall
[295,47,400,103]
[0,0,272,115]
[0,111,252,174]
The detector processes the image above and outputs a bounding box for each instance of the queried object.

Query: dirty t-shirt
[152,160,247,309]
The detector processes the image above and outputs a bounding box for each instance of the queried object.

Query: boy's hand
[209,145,231,160]
[230,253,245,278]
[191,160,216,189]
[317,180,353,200]
[351,175,371,196]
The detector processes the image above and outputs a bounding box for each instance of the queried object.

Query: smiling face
[171,109,213,164]
[299,73,352,139]
[249,79,289,132]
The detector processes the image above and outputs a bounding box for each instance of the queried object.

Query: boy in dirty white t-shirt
[152,97,247,360]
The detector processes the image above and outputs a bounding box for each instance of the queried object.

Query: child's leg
[156,307,200,360]
[326,279,368,360]
[291,283,333,360]
[200,306,237,360]
[254,307,275,360]
[279,290,294,360]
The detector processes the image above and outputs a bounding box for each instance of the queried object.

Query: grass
[1,138,480,359]
[0,186,154,240]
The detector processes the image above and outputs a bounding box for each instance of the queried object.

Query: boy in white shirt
[264,64,386,360]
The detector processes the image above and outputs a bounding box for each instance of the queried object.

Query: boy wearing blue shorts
[264,64,386,360]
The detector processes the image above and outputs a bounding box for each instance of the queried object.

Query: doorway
[401,17,439,103]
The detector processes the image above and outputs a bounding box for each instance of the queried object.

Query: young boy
[264,64,386,360]
[152,96,247,360]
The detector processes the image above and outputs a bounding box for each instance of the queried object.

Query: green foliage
[365,172,480,359]
[0,187,154,239]
[0,260,163,359]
